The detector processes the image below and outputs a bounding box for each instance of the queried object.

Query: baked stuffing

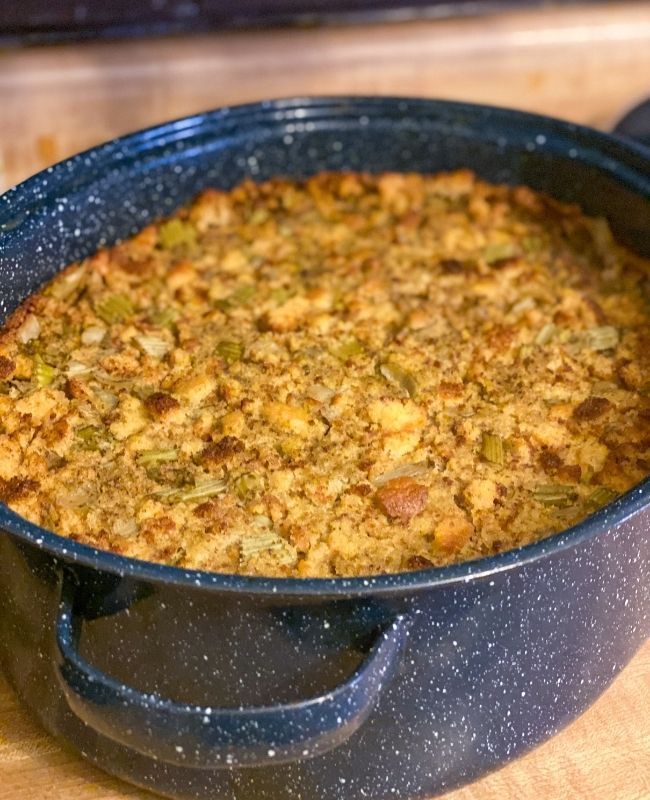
[0,170,648,577]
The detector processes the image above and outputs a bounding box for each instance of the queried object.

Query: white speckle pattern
[0,97,648,800]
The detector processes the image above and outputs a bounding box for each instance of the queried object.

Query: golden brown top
[0,170,648,577]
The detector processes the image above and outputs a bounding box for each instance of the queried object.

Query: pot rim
[2,480,648,596]
[1,95,649,597]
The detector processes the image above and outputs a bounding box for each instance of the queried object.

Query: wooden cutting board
[1,3,649,797]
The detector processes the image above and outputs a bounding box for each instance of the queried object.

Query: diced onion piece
[112,518,138,538]
[510,297,536,316]
[306,384,335,404]
[320,404,341,424]
[134,334,170,358]
[49,266,85,300]
[535,323,556,346]
[587,326,619,352]
[66,360,92,377]
[81,325,106,345]
[59,487,96,508]
[17,314,41,344]
[94,388,118,409]
[373,461,429,486]
[150,486,181,501]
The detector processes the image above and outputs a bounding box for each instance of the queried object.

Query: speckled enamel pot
[0,97,649,800]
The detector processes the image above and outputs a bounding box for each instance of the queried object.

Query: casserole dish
[0,97,648,800]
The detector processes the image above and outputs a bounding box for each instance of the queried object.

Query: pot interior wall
[1,99,648,328]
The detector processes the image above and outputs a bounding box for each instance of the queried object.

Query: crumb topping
[0,170,648,577]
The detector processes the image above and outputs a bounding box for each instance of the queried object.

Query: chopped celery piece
[158,218,197,249]
[249,208,270,225]
[480,432,505,466]
[216,285,257,311]
[230,284,256,305]
[332,338,365,361]
[33,355,55,387]
[138,449,178,466]
[533,484,577,507]
[153,479,227,504]
[522,236,543,253]
[234,473,264,499]
[484,242,518,264]
[150,308,178,328]
[378,361,418,398]
[587,486,618,509]
[240,531,286,558]
[177,479,227,502]
[270,288,291,305]
[76,425,105,451]
[95,294,133,325]
[217,340,244,363]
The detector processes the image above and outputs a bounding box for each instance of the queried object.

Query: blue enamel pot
[0,97,648,800]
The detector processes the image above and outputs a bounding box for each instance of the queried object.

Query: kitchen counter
[0,3,649,798]
[1,2,649,191]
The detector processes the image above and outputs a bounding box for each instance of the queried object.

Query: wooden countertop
[1,2,650,191]
[0,3,649,798]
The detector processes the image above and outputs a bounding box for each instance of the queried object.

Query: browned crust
[199,436,245,464]
[144,392,180,417]
[0,477,40,503]
[375,478,429,522]
[573,396,612,421]
[0,356,15,379]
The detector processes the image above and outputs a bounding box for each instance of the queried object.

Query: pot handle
[54,571,411,768]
